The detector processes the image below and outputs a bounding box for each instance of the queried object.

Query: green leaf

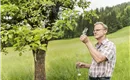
[45,34,52,40]
[8,34,13,39]
[19,52,22,56]
[34,35,40,41]
[26,36,33,42]
[40,44,47,51]
[2,36,8,42]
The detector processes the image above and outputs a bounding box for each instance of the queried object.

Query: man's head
[93,22,108,40]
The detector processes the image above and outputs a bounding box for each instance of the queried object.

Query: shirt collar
[101,38,109,45]
[96,38,109,46]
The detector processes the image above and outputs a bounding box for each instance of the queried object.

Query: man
[76,22,116,80]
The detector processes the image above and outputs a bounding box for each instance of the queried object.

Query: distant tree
[120,6,130,27]
[104,11,122,33]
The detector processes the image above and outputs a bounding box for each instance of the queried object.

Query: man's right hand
[80,35,89,44]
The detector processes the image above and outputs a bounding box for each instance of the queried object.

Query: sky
[88,0,130,10]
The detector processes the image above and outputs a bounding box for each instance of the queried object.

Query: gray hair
[94,22,108,30]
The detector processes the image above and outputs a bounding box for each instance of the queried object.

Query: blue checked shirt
[89,38,116,77]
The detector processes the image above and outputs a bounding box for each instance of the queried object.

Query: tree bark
[33,49,46,80]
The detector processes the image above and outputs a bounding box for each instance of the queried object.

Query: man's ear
[104,29,108,34]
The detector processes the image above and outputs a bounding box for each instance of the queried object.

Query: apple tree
[1,0,96,80]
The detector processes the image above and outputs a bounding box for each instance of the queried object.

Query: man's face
[93,24,107,39]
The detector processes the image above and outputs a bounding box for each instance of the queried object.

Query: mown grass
[1,26,130,80]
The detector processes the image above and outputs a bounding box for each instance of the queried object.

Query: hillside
[2,26,130,80]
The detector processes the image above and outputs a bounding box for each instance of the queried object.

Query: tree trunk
[33,49,46,80]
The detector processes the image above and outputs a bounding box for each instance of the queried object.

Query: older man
[76,22,116,80]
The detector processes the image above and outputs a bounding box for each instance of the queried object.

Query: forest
[63,2,130,38]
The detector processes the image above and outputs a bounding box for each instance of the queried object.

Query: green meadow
[2,26,130,80]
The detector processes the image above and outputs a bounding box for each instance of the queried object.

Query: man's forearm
[85,41,106,63]
[84,64,91,68]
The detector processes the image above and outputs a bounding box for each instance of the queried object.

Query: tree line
[63,2,130,38]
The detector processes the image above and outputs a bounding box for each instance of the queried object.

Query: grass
[1,26,130,80]
[2,48,34,80]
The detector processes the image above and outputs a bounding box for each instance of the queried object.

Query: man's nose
[93,31,96,34]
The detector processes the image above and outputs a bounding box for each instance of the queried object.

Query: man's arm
[76,62,91,68]
[86,41,107,63]
[80,35,107,63]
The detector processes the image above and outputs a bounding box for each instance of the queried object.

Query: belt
[89,76,110,80]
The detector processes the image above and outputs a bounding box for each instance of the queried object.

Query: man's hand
[76,62,88,68]
[80,35,89,43]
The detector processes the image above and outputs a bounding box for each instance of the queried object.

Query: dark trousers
[89,76,110,80]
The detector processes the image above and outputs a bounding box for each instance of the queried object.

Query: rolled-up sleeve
[102,42,116,61]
